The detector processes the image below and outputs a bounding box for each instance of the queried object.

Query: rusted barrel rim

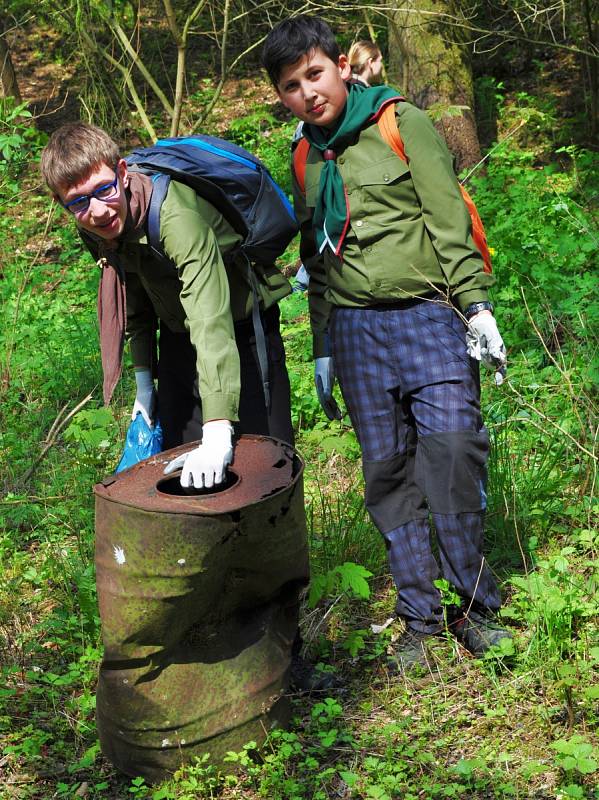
[94,435,303,515]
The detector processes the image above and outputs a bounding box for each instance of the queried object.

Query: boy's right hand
[314,357,343,421]
[132,367,156,427]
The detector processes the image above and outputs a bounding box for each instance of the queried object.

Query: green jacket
[119,180,291,421]
[293,101,495,358]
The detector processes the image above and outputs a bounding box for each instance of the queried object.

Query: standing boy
[40,122,294,488]
[262,16,511,668]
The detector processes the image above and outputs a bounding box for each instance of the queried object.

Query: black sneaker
[453,609,513,656]
[289,654,337,692]
[387,628,434,673]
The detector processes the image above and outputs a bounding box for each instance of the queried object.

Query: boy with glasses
[40,122,294,488]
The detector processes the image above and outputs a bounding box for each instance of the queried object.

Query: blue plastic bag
[115,413,163,473]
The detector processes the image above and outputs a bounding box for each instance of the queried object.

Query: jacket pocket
[358,154,410,187]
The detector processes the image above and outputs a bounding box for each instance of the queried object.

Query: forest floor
[1,16,597,800]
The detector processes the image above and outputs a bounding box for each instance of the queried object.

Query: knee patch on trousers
[363,451,428,533]
[415,429,489,514]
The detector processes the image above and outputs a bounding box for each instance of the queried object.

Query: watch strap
[464,301,494,320]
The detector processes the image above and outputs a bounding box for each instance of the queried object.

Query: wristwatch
[464,301,494,320]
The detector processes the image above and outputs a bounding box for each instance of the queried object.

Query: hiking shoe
[289,655,338,692]
[387,628,434,673]
[453,609,513,656]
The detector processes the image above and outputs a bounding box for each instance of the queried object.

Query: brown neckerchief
[95,171,153,405]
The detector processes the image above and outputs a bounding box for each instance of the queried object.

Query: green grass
[0,79,597,800]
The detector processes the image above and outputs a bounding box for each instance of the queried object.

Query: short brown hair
[40,122,121,195]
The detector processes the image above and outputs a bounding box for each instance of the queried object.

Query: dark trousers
[331,298,501,633]
[157,305,294,450]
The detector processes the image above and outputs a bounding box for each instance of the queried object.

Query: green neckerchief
[303,82,401,255]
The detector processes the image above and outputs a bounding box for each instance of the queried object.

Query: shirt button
[356,220,363,227]
[366,246,373,253]
[338,157,345,165]
[383,174,390,182]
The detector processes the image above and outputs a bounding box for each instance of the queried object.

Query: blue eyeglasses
[64,172,120,215]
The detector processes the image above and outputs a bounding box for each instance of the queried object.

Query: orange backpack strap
[377,102,408,163]
[377,101,492,274]
[293,137,310,195]
[460,186,493,274]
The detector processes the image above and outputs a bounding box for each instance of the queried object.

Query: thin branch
[77,25,157,141]
[505,382,597,461]
[110,19,174,117]
[461,120,527,185]
[190,0,232,132]
[17,392,95,486]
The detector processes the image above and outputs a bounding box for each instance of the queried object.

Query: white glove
[163,420,234,489]
[314,357,342,420]
[466,312,507,386]
[132,368,156,426]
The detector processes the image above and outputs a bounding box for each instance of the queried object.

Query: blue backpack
[124,134,297,410]
[125,134,298,264]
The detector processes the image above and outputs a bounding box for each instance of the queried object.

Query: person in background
[262,14,512,671]
[348,40,384,86]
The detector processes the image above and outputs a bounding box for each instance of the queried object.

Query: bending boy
[262,16,511,667]
[41,122,294,487]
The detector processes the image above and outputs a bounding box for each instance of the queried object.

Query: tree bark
[0,21,21,101]
[387,0,481,172]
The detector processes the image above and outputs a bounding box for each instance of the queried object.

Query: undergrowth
[0,69,597,800]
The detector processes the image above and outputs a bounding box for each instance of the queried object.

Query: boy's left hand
[163,420,234,489]
[466,312,507,386]
[314,357,343,420]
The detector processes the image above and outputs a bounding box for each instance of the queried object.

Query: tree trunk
[387,0,480,172]
[581,0,598,140]
[0,22,21,101]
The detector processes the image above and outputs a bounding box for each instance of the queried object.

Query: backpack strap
[376,101,492,274]
[292,137,310,195]
[145,171,272,408]
[244,255,271,410]
[146,172,171,259]
[376,102,408,163]
[460,187,493,274]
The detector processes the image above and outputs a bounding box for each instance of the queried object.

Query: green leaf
[337,562,372,599]
[339,771,359,787]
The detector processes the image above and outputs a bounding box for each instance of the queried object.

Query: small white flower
[161,738,170,748]
[177,558,186,566]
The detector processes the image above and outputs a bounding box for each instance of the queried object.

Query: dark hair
[262,15,340,86]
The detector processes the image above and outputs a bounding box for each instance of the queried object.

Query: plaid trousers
[331,298,501,632]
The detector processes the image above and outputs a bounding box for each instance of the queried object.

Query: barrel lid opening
[156,469,240,497]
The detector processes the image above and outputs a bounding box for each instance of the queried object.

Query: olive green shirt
[293,102,494,357]
[120,180,291,421]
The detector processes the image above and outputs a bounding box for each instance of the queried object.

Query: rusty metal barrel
[93,435,309,782]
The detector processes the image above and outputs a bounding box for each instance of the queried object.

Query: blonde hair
[348,40,382,76]
[40,122,121,194]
